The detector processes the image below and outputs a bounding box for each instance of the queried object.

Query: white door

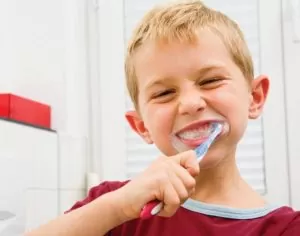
[94,0,290,207]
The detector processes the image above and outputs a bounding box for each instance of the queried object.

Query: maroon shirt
[66,181,300,235]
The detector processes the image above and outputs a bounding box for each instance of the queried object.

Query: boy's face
[126,30,269,168]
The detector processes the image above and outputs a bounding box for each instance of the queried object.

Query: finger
[159,183,181,217]
[167,169,190,201]
[170,161,196,193]
[174,150,200,177]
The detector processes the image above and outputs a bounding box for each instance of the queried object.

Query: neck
[192,155,266,209]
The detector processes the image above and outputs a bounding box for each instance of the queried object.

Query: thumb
[174,150,200,177]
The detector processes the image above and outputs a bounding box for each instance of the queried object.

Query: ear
[248,75,270,119]
[125,110,153,144]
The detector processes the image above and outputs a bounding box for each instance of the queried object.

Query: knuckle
[160,158,171,170]
[157,172,169,185]
[179,190,189,200]
[186,176,196,189]
[169,196,181,206]
[186,150,197,158]
[153,155,167,165]
[165,210,177,217]
[194,166,200,174]
[161,209,176,218]
[166,158,176,167]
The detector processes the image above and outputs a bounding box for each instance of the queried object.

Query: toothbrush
[139,122,223,219]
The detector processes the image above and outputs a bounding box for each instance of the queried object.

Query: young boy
[26,1,300,235]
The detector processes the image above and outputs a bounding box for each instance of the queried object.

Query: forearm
[25,191,129,236]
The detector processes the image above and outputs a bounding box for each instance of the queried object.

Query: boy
[27,1,300,235]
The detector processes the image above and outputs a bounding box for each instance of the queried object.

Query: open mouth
[177,123,212,140]
[174,121,223,148]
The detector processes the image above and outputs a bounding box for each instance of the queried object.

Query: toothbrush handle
[140,200,163,219]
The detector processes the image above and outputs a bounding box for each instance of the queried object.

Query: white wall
[0,0,90,135]
[0,0,94,231]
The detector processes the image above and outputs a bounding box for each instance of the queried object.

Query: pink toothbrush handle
[140,200,163,219]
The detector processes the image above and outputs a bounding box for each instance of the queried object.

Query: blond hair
[125,0,254,110]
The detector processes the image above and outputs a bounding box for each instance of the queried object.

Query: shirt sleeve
[281,215,300,235]
[62,181,129,236]
[64,180,129,213]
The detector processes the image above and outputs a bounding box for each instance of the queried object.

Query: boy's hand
[112,150,200,221]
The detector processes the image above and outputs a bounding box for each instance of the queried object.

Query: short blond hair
[125,0,254,110]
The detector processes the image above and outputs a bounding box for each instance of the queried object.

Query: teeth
[178,124,212,140]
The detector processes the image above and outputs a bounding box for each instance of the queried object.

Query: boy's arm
[25,151,199,235]
[25,190,129,236]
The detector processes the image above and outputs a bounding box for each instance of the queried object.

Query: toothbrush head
[171,122,223,159]
[194,122,223,162]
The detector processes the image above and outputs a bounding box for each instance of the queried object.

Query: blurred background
[0,0,299,234]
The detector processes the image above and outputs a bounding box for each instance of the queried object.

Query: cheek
[208,87,250,140]
[210,87,250,115]
[144,104,176,138]
[215,87,250,136]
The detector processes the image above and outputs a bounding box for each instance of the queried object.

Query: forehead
[133,30,241,89]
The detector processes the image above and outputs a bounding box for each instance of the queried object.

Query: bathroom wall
[0,0,92,231]
[0,0,91,134]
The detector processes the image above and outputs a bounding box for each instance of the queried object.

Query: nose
[178,86,206,116]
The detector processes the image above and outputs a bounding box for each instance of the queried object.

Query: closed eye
[152,89,175,98]
[199,78,224,86]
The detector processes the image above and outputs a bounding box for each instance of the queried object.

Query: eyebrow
[192,65,229,78]
[144,77,175,91]
[144,65,228,91]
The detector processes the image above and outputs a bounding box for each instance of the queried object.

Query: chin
[199,151,234,169]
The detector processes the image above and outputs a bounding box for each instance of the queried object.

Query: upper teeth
[178,124,212,140]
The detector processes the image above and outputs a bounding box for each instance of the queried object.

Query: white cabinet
[0,119,88,232]
[0,120,58,233]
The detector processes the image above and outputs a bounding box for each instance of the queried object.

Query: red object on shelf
[0,93,51,129]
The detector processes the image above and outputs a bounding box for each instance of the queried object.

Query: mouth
[174,120,224,148]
